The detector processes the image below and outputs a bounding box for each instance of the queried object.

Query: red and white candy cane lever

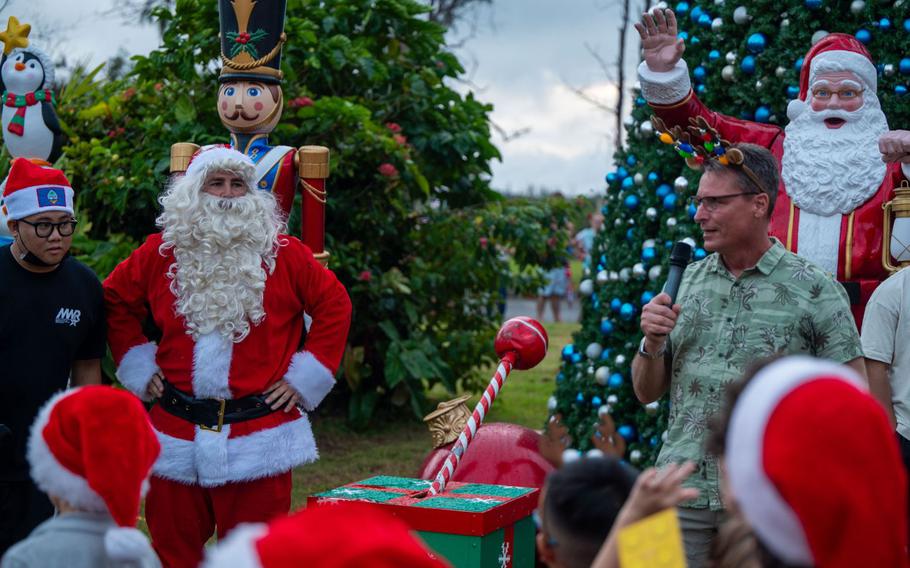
[428,317,548,496]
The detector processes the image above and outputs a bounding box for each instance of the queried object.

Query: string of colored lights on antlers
[651,115,768,195]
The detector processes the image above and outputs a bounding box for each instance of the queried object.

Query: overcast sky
[6,0,642,196]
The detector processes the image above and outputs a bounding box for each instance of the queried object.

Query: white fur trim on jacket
[116,343,159,401]
[192,332,234,399]
[201,523,268,568]
[152,414,318,487]
[284,351,336,411]
[27,389,108,513]
[637,60,692,105]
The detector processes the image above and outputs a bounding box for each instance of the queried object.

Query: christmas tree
[549,0,910,466]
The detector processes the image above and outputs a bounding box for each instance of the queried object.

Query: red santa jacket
[651,91,905,326]
[103,233,352,487]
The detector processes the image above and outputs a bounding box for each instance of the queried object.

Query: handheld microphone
[662,241,693,303]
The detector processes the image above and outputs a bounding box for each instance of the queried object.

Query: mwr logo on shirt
[37,187,66,207]
[55,307,81,327]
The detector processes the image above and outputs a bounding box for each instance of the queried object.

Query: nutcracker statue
[636,9,910,326]
[170,0,330,263]
[0,16,66,246]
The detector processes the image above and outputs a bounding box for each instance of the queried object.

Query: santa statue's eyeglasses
[811,87,862,100]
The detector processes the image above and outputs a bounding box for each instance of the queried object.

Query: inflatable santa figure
[636,9,910,326]
[171,0,331,264]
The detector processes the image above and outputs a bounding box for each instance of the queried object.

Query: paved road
[503,296,581,324]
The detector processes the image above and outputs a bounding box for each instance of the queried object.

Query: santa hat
[202,502,451,568]
[185,144,255,184]
[27,386,161,562]
[2,157,74,220]
[726,356,908,568]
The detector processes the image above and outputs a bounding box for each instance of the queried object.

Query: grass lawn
[291,320,579,507]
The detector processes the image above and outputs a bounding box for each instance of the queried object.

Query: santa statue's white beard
[158,187,283,343]
[782,97,888,216]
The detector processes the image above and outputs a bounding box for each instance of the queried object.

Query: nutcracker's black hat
[219,0,287,84]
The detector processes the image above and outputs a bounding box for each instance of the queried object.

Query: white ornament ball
[619,268,631,282]
[614,218,622,227]
[632,263,646,278]
[607,394,619,405]
[646,207,658,220]
[648,265,663,281]
[596,270,609,284]
[595,366,610,386]
[711,17,723,31]
[642,238,656,249]
[630,449,643,464]
[722,65,735,82]
[850,0,865,12]
[775,66,787,77]
[587,365,595,376]
[666,217,678,227]
[725,51,737,64]
[811,30,829,45]
[655,1,668,9]
[586,342,603,360]
[547,396,557,411]
[609,271,620,282]
[562,448,582,464]
[781,18,790,28]
[714,0,724,5]
[598,404,612,418]
[733,6,749,24]
[885,63,895,76]
[674,176,689,191]
[623,115,635,127]
[682,237,697,248]
[755,80,763,90]
[645,401,660,416]
[640,120,654,136]
[615,353,627,366]
[586,448,605,459]
[579,279,594,296]
[634,173,645,186]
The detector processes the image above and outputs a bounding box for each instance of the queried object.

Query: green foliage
[552,0,910,465]
[18,0,564,426]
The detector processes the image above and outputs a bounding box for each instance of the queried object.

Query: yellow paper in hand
[617,508,687,568]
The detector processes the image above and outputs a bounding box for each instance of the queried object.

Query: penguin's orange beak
[14,62,25,71]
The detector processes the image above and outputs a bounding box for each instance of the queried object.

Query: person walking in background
[573,212,604,265]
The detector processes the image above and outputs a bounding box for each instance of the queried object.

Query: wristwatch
[638,337,666,360]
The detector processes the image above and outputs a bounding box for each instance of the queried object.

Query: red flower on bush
[358,270,372,282]
[385,122,402,133]
[154,82,164,91]
[378,163,399,178]
[290,96,314,108]
[122,87,136,101]
[393,134,408,146]
[479,237,489,249]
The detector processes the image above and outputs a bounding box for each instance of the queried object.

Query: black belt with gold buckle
[159,380,279,433]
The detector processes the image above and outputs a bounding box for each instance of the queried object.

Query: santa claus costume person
[103,147,352,568]
[635,9,910,326]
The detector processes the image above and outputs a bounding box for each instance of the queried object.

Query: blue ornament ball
[592,296,600,309]
[856,29,872,44]
[608,373,624,388]
[879,18,892,31]
[626,228,636,241]
[904,19,910,33]
[624,194,640,209]
[900,58,910,75]
[656,184,672,198]
[600,319,615,335]
[786,85,799,99]
[618,425,637,441]
[755,105,771,123]
[562,344,575,361]
[805,0,821,8]
[635,96,646,106]
[605,172,617,184]
[620,302,635,320]
[694,247,707,260]
[696,84,707,95]
[576,392,585,403]
[556,372,564,382]
[648,172,659,182]
[601,204,609,216]
[690,36,700,45]
[709,49,721,61]
[741,55,756,75]
[688,203,697,218]
[592,396,603,407]
[896,85,909,96]
[675,1,690,14]
[693,65,707,83]
[641,290,655,305]
[689,6,703,21]
[642,247,657,263]
[610,298,622,312]
[571,352,583,364]
[622,177,635,189]
[698,13,712,27]
[626,155,637,167]
[617,167,629,179]
[678,31,689,41]
[650,435,660,447]
[663,193,678,210]
[794,57,804,71]
[746,33,766,54]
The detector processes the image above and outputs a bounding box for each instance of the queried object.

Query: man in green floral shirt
[631,143,864,568]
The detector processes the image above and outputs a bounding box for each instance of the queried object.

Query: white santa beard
[163,193,280,343]
[782,100,888,217]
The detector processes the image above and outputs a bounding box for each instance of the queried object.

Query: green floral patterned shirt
[657,239,862,511]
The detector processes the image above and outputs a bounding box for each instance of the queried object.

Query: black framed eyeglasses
[19,219,78,238]
[688,192,758,212]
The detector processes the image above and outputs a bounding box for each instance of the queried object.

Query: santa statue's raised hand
[634,8,685,73]
[879,130,910,164]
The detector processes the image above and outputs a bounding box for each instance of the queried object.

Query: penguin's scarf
[3,89,55,136]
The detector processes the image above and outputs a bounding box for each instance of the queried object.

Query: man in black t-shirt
[0,158,104,556]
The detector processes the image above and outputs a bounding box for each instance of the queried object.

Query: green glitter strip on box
[315,487,403,503]
[448,484,533,498]
[357,476,431,491]
[412,496,504,512]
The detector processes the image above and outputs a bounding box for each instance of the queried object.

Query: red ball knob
[494,317,548,370]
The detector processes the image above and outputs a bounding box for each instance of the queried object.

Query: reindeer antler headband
[651,115,768,195]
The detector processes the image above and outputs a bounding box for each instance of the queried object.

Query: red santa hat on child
[1,157,74,221]
[202,502,451,568]
[726,356,908,568]
[27,386,161,561]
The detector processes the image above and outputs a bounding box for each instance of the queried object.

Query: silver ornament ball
[586,342,603,360]
[666,217,678,227]
[619,268,631,282]
[811,30,829,45]
[586,448,605,459]
[755,79,763,90]
[607,394,619,405]
[609,271,620,282]
[775,66,787,77]
[711,17,723,31]
[885,63,895,76]
[547,396,557,411]
[725,51,737,64]
[630,449,643,464]
[733,6,749,24]
[596,270,609,284]
[722,65,735,82]
[648,265,662,281]
[850,0,865,12]
[632,263,646,278]
[642,239,656,249]
[682,237,697,248]
[674,176,689,191]
[615,353,627,366]
[640,120,654,136]
[579,279,594,296]
[562,449,582,464]
[645,401,661,415]
[598,404,612,418]
[595,366,610,386]
[646,207,658,220]
[781,18,790,28]
[634,173,645,186]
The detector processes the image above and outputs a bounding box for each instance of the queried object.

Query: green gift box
[308,475,539,568]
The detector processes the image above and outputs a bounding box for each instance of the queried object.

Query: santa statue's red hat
[726,356,908,568]
[798,33,877,100]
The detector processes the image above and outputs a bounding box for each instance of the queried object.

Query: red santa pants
[145,472,292,568]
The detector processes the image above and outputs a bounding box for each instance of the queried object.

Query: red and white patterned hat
[2,157,74,220]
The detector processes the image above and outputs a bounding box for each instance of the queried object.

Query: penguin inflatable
[0,45,64,164]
